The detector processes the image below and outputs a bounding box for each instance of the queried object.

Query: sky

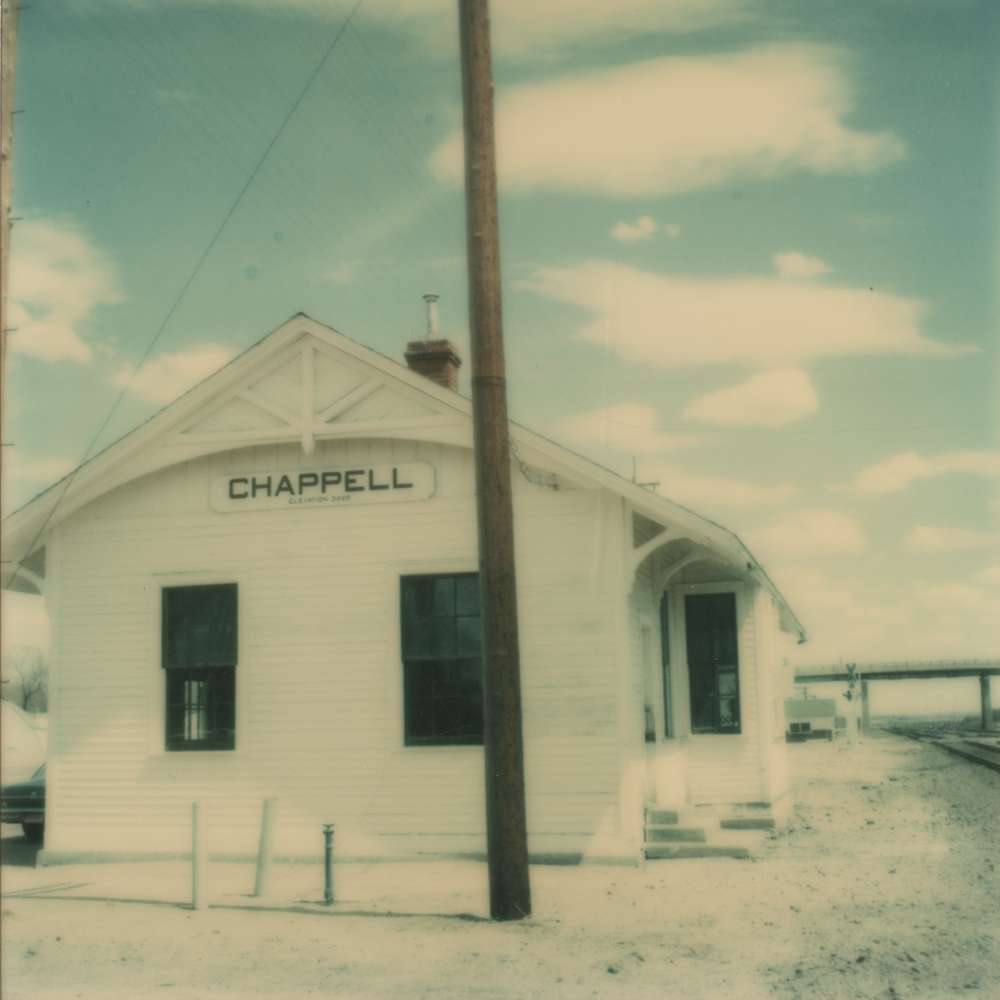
[2,0,999,708]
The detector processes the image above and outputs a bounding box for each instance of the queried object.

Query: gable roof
[3,313,805,640]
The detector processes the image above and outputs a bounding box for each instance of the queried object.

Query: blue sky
[3,0,998,700]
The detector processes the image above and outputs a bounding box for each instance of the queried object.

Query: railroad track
[886,726,1000,775]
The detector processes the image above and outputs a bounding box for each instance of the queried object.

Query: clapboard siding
[48,436,623,857]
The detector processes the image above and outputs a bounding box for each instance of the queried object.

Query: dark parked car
[1,764,45,844]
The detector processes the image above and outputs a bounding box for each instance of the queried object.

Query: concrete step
[644,825,706,843]
[645,843,750,860]
[720,816,776,831]
[645,808,679,826]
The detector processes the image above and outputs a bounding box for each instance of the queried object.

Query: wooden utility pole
[457,0,531,921]
[1,0,20,519]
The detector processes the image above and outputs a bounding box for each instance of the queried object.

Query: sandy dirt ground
[2,732,998,1000]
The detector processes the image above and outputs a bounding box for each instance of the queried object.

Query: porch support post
[980,674,995,732]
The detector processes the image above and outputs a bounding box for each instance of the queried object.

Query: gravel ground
[2,732,998,1000]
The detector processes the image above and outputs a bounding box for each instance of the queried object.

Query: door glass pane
[686,593,740,733]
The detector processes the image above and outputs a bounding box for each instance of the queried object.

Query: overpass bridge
[793,660,999,733]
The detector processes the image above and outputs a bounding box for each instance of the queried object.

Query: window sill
[398,743,484,753]
[147,749,243,760]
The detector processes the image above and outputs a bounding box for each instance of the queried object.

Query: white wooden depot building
[3,314,806,864]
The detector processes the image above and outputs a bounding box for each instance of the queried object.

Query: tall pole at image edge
[457,0,532,921]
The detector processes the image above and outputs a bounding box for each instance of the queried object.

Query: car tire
[22,823,43,845]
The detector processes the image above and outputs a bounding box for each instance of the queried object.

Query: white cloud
[774,251,832,279]
[522,261,965,368]
[851,450,1000,495]
[775,565,1000,664]
[772,566,906,648]
[683,368,818,427]
[611,215,658,242]
[902,524,999,553]
[977,565,1000,586]
[322,259,361,286]
[748,508,867,558]
[912,581,993,615]
[555,403,699,455]
[432,44,905,196]
[8,219,124,364]
[644,461,799,509]
[112,344,237,405]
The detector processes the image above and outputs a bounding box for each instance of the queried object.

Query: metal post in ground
[323,824,335,905]
[254,798,277,897]
[192,801,207,911]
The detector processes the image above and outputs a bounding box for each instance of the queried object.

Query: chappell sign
[210,463,435,512]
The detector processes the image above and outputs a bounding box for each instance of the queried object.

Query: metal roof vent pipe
[404,293,462,391]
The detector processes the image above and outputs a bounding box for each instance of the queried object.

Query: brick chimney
[405,294,462,391]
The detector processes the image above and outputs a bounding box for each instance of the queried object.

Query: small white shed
[3,314,805,864]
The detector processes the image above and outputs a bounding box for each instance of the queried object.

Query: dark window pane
[166,667,235,751]
[429,616,456,656]
[685,593,740,734]
[456,615,482,656]
[717,669,738,695]
[455,575,480,616]
[432,576,455,616]
[718,696,739,729]
[406,618,433,658]
[689,664,716,731]
[401,574,483,745]
[163,584,237,669]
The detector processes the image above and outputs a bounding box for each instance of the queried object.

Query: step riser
[645,810,679,826]
[645,845,750,860]
[645,827,706,843]
[720,818,775,831]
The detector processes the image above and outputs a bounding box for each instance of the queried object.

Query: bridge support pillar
[981,674,996,732]
[860,680,871,737]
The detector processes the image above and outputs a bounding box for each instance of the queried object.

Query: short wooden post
[254,798,277,897]
[192,801,207,911]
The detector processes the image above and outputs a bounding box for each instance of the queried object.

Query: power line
[4,0,366,592]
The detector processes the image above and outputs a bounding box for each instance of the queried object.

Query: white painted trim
[301,342,315,455]
[614,499,643,858]
[43,530,62,848]
[655,550,708,592]
[234,389,297,427]
[316,378,383,423]
[630,529,669,580]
